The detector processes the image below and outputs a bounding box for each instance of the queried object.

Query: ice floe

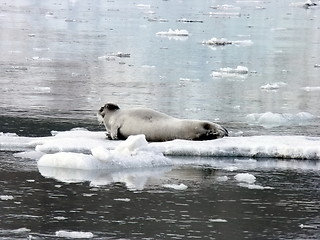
[55,230,94,238]
[156,29,189,39]
[202,37,253,47]
[290,1,318,9]
[246,112,316,128]
[2,129,320,162]
[260,82,287,91]
[302,86,320,92]
[163,183,188,190]
[211,66,249,79]
[177,18,203,23]
[209,218,228,223]
[234,173,256,183]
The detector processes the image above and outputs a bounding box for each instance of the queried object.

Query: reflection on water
[0,152,320,239]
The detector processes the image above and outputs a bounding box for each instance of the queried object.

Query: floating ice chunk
[290,1,318,9]
[12,228,31,233]
[135,4,151,8]
[163,183,188,190]
[302,86,320,92]
[177,18,203,23]
[55,230,93,238]
[156,29,189,36]
[33,86,51,93]
[220,66,248,74]
[234,173,256,183]
[299,223,318,229]
[260,82,287,90]
[246,112,316,128]
[202,37,232,46]
[209,218,228,223]
[54,216,67,220]
[239,183,274,190]
[32,56,52,61]
[203,38,253,47]
[114,198,131,202]
[211,4,241,10]
[207,12,241,17]
[0,195,14,200]
[211,66,248,79]
[216,176,229,182]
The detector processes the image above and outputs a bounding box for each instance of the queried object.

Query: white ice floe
[260,82,287,90]
[246,112,316,128]
[206,12,241,17]
[238,183,274,190]
[156,29,189,36]
[55,230,93,238]
[209,218,228,223]
[211,66,249,79]
[216,176,229,182]
[302,86,320,92]
[203,37,253,47]
[290,1,318,9]
[0,195,14,200]
[2,129,320,165]
[163,183,188,190]
[234,173,256,183]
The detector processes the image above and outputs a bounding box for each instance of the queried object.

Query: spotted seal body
[98,103,228,142]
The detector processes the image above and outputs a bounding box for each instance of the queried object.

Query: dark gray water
[1,0,320,239]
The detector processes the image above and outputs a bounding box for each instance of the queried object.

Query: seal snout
[98,106,105,117]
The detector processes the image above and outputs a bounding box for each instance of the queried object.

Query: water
[1,0,320,239]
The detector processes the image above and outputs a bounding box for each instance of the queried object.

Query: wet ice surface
[1,0,320,239]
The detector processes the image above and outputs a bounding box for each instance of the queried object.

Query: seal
[98,103,228,142]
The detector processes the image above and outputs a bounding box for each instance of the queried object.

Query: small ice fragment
[209,218,228,223]
[156,29,189,36]
[202,37,232,46]
[163,183,188,190]
[0,195,14,200]
[114,198,131,202]
[55,230,94,238]
[239,183,274,190]
[234,173,256,183]
[54,216,67,220]
[302,86,320,92]
[299,223,318,229]
[260,82,287,90]
[220,66,248,74]
[216,176,229,182]
[12,228,31,233]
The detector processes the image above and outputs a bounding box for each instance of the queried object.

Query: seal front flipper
[109,125,126,140]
